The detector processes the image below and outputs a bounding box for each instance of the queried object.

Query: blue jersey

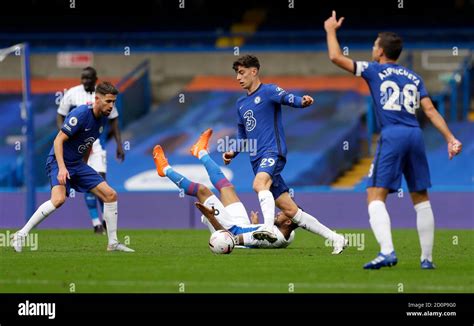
[236,83,305,161]
[354,61,428,130]
[48,105,107,164]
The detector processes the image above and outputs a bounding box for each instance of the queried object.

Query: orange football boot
[153,145,169,177]
[190,128,213,158]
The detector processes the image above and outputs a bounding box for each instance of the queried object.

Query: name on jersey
[378,67,420,86]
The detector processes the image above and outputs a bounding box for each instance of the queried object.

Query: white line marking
[0,279,470,292]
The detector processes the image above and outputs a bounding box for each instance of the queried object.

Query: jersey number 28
[380,81,419,114]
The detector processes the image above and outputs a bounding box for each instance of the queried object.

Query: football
[208,230,235,254]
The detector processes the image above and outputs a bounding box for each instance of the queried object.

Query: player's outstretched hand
[250,211,259,224]
[116,146,125,162]
[195,202,215,219]
[448,138,462,160]
[302,95,314,107]
[57,167,70,185]
[324,10,345,32]
[223,151,235,165]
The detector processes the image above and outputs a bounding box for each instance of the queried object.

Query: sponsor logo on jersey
[254,96,261,104]
[78,137,95,154]
[243,110,257,132]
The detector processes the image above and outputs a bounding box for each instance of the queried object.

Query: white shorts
[87,140,107,173]
[224,202,251,226]
[201,195,250,230]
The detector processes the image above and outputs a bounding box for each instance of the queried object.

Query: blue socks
[165,168,199,196]
[85,192,101,226]
[200,153,232,190]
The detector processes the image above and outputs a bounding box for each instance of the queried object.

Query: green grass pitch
[0,229,472,293]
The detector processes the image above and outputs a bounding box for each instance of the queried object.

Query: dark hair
[232,54,260,72]
[82,66,97,77]
[378,32,403,60]
[95,81,119,96]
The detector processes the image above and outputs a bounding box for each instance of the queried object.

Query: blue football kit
[235,83,306,198]
[47,105,107,196]
[354,61,431,192]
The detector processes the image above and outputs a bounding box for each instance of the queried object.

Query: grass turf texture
[0,229,472,293]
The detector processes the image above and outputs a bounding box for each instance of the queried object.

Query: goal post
[0,43,35,220]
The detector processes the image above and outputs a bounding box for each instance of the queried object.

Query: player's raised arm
[420,97,462,159]
[324,10,354,73]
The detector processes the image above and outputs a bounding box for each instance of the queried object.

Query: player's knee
[252,181,265,193]
[411,190,429,204]
[223,185,235,193]
[51,195,66,208]
[103,189,117,202]
[197,184,212,197]
[281,207,297,218]
[366,188,385,204]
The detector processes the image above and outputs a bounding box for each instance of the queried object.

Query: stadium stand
[0,62,151,188]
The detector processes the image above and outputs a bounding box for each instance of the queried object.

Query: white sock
[19,200,56,235]
[368,200,394,255]
[415,201,434,262]
[291,209,341,242]
[258,190,275,230]
[198,150,208,159]
[103,201,118,245]
[92,218,101,227]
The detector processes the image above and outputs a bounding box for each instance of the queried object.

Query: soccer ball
[208,230,235,254]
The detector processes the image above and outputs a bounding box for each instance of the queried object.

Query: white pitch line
[0,279,470,292]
